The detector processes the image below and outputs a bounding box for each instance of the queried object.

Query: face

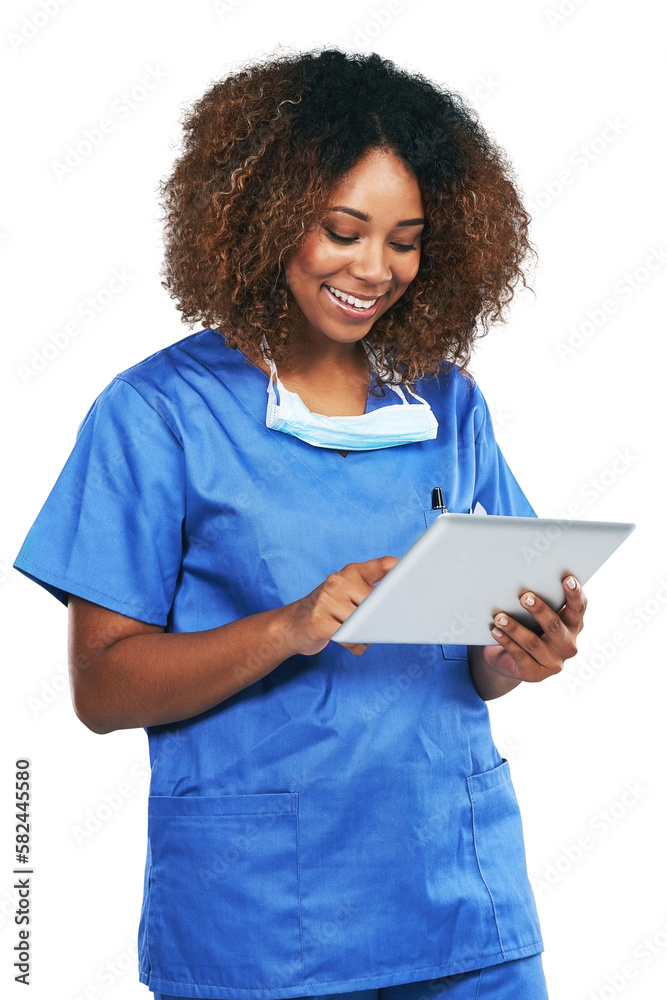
[284,148,425,350]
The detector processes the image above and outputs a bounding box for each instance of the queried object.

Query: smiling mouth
[323,284,382,310]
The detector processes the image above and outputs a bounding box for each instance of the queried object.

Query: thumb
[365,554,400,585]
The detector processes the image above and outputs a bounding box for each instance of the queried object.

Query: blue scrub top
[14,329,543,999]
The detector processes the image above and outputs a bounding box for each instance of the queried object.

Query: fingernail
[491,628,503,638]
[523,594,535,606]
[566,576,577,589]
[496,616,508,626]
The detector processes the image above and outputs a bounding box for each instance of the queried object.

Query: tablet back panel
[332,514,635,645]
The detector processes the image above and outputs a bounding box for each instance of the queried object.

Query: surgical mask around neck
[260,337,439,451]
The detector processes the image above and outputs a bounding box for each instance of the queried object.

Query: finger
[489,622,562,681]
[491,612,562,671]
[513,591,579,660]
[326,557,399,613]
[558,573,588,631]
[353,555,400,587]
[323,571,374,615]
[339,641,372,656]
[324,558,399,636]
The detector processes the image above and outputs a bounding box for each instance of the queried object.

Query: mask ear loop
[401,382,439,435]
[361,339,430,406]
[259,335,281,409]
[402,382,434,407]
[361,339,408,405]
[262,336,430,410]
[386,383,411,405]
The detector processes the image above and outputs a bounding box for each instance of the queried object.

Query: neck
[256,330,372,383]
[290,333,368,376]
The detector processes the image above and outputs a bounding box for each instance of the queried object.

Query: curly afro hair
[158,46,536,387]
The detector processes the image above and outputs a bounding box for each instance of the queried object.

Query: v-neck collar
[214,331,400,420]
[176,329,437,515]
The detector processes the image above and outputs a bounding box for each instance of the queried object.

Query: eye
[325,229,418,252]
[325,229,356,245]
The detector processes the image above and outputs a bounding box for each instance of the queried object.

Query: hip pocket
[146,792,303,990]
[466,760,542,956]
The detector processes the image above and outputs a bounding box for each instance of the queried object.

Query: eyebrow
[329,206,425,227]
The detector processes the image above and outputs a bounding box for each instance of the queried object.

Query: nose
[348,238,393,286]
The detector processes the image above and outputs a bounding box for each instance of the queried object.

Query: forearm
[468,644,523,701]
[71,604,301,734]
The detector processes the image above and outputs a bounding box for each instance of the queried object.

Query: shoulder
[415,360,488,425]
[114,327,231,394]
[80,329,235,442]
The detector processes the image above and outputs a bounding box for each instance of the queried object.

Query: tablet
[332,513,635,646]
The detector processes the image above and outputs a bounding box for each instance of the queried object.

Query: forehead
[326,150,423,214]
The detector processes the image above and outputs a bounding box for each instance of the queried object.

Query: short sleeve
[471,382,537,518]
[13,376,186,626]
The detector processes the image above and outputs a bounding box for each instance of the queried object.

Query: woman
[14,48,586,1000]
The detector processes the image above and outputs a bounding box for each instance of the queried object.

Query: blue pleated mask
[260,337,439,451]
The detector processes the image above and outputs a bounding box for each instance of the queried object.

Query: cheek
[397,255,421,289]
[287,233,337,286]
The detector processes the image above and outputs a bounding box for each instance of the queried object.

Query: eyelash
[325,229,418,253]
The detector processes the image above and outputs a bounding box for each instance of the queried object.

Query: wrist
[266,602,302,660]
[226,605,300,696]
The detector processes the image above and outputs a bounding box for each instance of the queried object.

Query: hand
[281,555,400,657]
[483,573,587,684]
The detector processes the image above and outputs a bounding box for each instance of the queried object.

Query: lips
[325,284,380,307]
[322,283,384,319]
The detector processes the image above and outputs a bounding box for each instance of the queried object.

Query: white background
[2,1,665,998]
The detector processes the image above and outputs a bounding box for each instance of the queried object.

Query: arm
[68,555,399,735]
[468,574,587,701]
[69,597,299,735]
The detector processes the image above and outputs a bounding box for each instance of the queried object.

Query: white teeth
[326,285,378,309]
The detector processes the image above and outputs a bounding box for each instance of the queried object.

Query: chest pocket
[422,506,469,663]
